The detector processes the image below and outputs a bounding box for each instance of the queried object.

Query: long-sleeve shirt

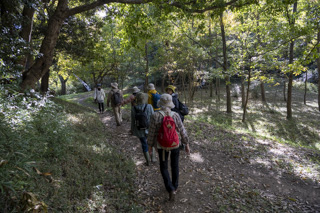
[93,88,105,103]
[147,109,189,149]
[107,88,123,107]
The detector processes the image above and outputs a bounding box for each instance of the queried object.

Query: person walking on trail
[165,85,185,122]
[123,86,141,134]
[147,94,190,202]
[122,86,140,107]
[93,84,106,114]
[107,82,123,126]
[147,83,161,112]
[131,92,154,166]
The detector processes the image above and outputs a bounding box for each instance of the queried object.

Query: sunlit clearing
[190,152,204,163]
[315,143,320,150]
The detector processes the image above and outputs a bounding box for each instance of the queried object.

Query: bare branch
[67,0,153,17]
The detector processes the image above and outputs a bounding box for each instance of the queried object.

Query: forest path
[77,92,320,213]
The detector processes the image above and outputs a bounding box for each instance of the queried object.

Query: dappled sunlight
[90,144,112,154]
[253,157,272,167]
[248,141,320,183]
[86,187,107,211]
[134,159,145,166]
[101,116,112,123]
[191,107,209,115]
[67,114,82,123]
[190,152,204,163]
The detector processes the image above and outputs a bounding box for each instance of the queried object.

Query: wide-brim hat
[132,86,140,93]
[165,85,176,93]
[147,83,155,90]
[111,82,118,89]
[136,92,148,104]
[158,93,175,109]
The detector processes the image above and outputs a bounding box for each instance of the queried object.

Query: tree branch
[169,0,255,13]
[67,0,153,17]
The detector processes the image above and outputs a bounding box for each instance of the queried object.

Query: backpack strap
[143,104,147,112]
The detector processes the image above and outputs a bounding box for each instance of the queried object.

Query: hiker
[131,92,154,165]
[147,94,190,201]
[107,82,123,126]
[122,86,140,107]
[93,84,106,114]
[147,83,161,111]
[165,85,184,122]
[122,86,140,134]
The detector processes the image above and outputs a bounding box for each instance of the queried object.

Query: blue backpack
[151,92,161,109]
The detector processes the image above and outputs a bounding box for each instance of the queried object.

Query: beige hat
[147,83,155,90]
[132,86,140,93]
[158,93,175,109]
[135,92,148,105]
[111,82,118,89]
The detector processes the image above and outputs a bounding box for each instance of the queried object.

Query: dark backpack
[112,91,122,106]
[134,104,149,130]
[151,92,161,109]
[178,100,189,116]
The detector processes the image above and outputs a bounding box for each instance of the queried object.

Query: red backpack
[157,111,179,149]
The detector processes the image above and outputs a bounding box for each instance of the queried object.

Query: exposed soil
[78,92,320,213]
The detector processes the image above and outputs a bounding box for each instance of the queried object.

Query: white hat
[132,86,140,93]
[158,93,175,109]
[147,83,155,90]
[111,82,118,89]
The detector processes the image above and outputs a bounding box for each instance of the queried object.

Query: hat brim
[158,100,175,109]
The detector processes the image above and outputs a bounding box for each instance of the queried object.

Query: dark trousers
[158,148,180,193]
[139,137,148,152]
[98,103,104,112]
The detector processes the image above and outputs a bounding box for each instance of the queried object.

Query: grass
[0,94,142,212]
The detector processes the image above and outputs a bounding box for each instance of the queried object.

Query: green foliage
[0,90,140,212]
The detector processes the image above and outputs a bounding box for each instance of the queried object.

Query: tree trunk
[210,79,213,97]
[20,0,68,90]
[216,78,220,102]
[241,76,245,108]
[260,81,266,102]
[318,29,320,111]
[18,3,35,70]
[286,2,298,120]
[220,12,231,113]
[242,65,251,122]
[304,71,307,105]
[144,42,149,92]
[283,80,287,102]
[59,75,67,95]
[40,70,50,93]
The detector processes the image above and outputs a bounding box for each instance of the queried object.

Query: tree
[19,0,257,90]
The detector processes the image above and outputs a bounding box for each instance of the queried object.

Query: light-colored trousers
[112,106,122,125]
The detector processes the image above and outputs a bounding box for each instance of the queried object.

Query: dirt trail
[79,93,320,212]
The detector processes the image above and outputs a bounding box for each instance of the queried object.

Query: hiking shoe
[169,191,176,201]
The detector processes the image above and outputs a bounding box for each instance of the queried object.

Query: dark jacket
[171,93,184,122]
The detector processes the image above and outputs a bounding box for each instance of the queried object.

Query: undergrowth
[0,88,141,212]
